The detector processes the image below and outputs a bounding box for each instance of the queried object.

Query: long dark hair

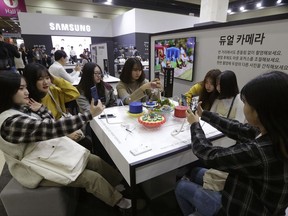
[120,58,145,84]
[77,62,105,102]
[241,71,288,159]
[199,69,221,110]
[0,71,22,113]
[218,70,239,99]
[23,63,49,102]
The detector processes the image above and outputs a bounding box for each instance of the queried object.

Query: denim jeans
[175,167,222,216]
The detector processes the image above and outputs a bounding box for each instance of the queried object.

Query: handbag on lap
[21,136,90,185]
[203,168,229,191]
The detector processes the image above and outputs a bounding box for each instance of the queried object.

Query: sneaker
[116,198,131,209]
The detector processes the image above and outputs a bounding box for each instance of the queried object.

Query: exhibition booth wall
[150,13,288,97]
[18,10,199,75]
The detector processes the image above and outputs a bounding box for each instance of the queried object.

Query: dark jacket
[0,41,20,69]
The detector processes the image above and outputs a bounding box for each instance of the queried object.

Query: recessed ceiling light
[256,2,262,8]
[240,6,245,11]
[277,0,282,4]
[104,1,112,5]
[227,9,232,13]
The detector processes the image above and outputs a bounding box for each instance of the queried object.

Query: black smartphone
[90,86,99,105]
[98,114,116,119]
[190,96,199,113]
[155,71,160,79]
[181,94,187,106]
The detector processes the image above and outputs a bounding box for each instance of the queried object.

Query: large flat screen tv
[154,37,196,81]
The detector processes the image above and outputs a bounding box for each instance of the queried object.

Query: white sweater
[210,94,245,123]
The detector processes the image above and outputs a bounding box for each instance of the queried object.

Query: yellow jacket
[41,76,80,120]
[184,82,203,104]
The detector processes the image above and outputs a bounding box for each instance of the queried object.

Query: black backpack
[0,42,11,70]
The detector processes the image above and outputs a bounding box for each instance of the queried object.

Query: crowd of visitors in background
[0,31,91,75]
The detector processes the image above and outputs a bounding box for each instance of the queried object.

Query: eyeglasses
[132,68,142,71]
[94,72,102,76]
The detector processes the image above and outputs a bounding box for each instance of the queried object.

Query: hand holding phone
[91,86,99,106]
[186,108,199,124]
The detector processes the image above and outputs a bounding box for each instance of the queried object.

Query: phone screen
[190,96,199,113]
[90,86,99,105]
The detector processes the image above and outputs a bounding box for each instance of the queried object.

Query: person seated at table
[175,70,288,216]
[49,50,81,83]
[116,57,162,105]
[76,62,117,163]
[210,70,245,123]
[0,71,133,215]
[23,63,93,152]
[77,62,117,110]
[79,53,89,68]
[184,69,221,110]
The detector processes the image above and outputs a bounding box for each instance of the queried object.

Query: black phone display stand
[163,67,174,98]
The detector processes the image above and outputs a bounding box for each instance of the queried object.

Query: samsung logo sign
[49,23,91,32]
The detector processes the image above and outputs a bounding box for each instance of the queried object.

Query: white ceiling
[24,0,201,19]
[20,0,288,20]
[1,0,287,35]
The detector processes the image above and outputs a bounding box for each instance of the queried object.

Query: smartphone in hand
[155,71,160,79]
[90,86,99,105]
[181,94,187,106]
[190,96,199,113]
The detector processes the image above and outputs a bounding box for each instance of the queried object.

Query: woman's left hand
[186,109,199,124]
[28,98,42,112]
[67,130,83,141]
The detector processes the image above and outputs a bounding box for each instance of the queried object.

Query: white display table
[90,105,227,214]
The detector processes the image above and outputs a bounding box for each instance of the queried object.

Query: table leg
[130,165,138,215]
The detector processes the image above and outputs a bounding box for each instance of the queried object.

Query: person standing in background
[50,47,56,64]
[19,43,27,66]
[26,47,35,64]
[14,47,25,74]
[132,46,140,57]
[0,31,20,72]
[33,47,42,64]
[70,46,77,64]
